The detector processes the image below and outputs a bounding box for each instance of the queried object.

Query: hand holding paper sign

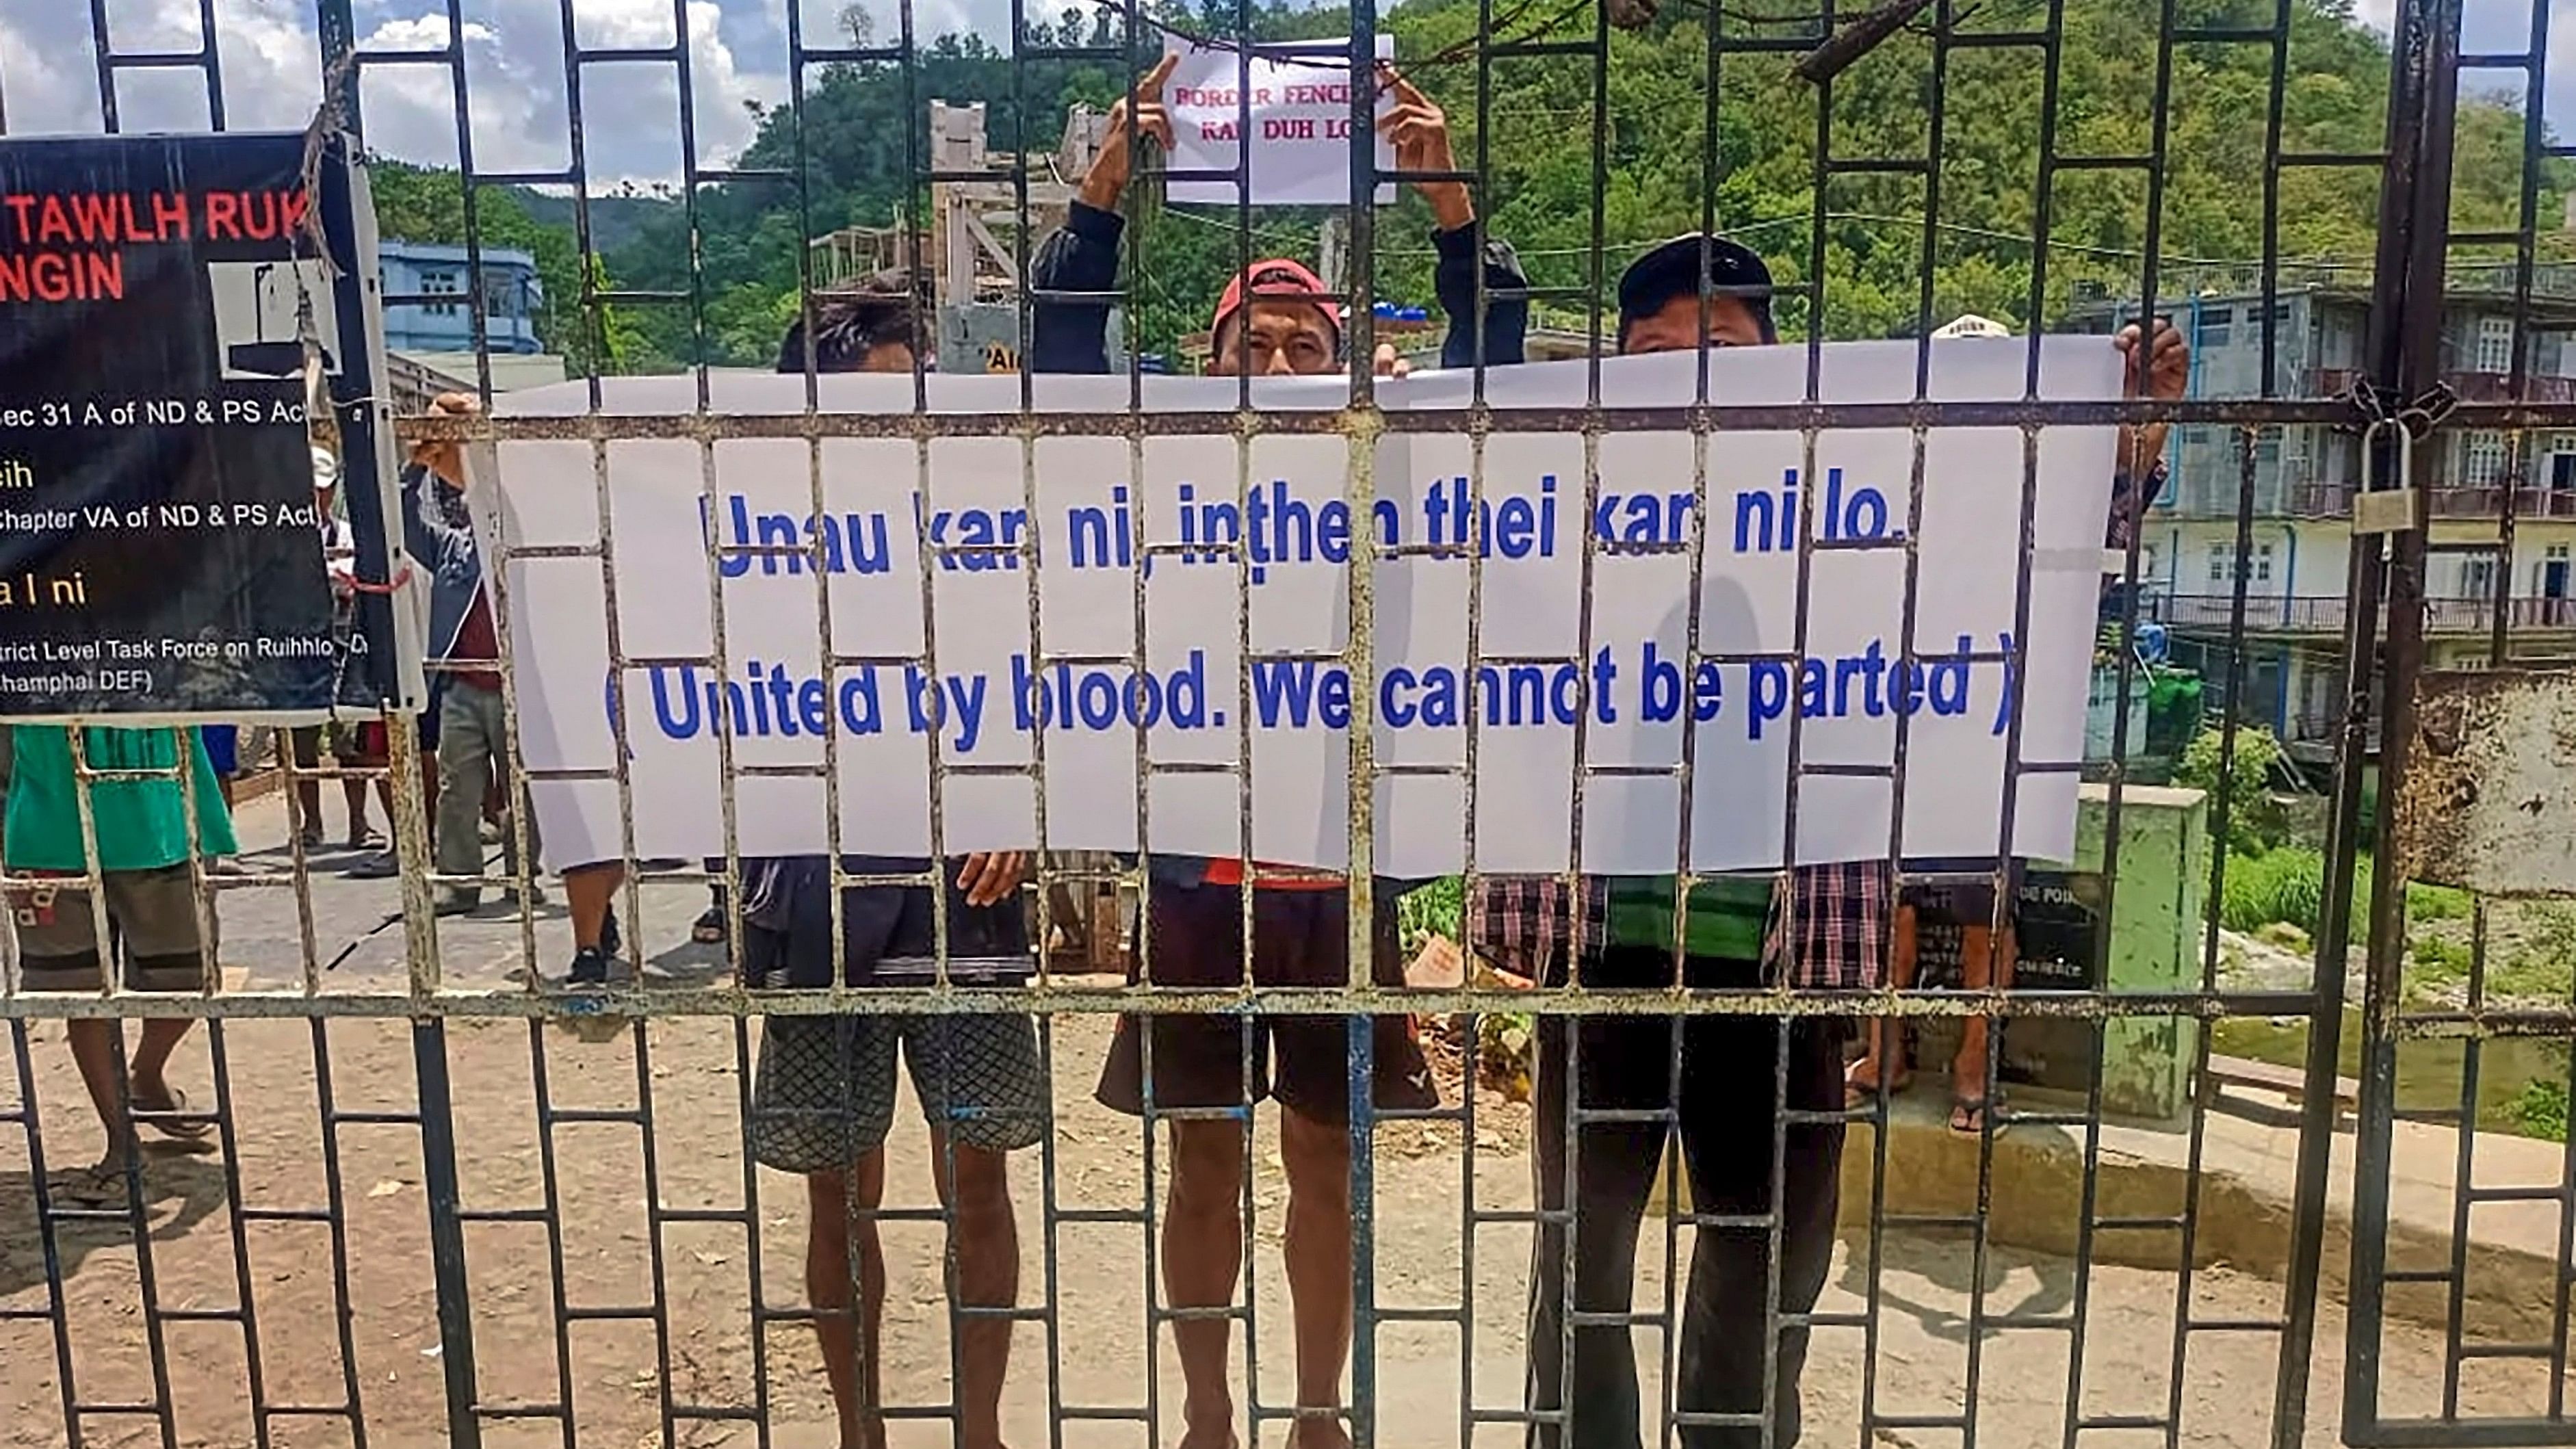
[1077,53,1178,213]
[2113,316,2187,470]
[412,391,480,491]
[956,851,1026,908]
[1375,65,1473,231]
[1161,38,1397,207]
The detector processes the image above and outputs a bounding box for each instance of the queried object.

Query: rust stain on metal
[2393,668,2576,898]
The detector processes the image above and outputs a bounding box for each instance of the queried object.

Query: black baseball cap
[1616,234,1777,348]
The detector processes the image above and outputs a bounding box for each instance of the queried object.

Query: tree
[568,0,2567,367]
[2175,722,2291,856]
[363,160,641,376]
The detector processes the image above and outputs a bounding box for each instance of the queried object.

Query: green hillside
[369,0,2568,371]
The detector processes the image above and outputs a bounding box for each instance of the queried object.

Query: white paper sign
[1162,36,1396,207]
[484,339,2122,878]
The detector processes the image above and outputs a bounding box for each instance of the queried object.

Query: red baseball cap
[1211,259,1339,342]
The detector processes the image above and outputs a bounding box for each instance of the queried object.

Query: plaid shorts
[749,1012,1048,1172]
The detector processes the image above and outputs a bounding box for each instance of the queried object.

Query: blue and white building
[380,240,545,356]
[2069,265,2576,762]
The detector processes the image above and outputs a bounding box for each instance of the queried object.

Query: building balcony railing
[2447,371,2576,405]
[2144,592,2576,633]
[2287,480,2354,517]
[2427,484,2576,519]
[2212,479,2576,521]
[2308,367,2576,404]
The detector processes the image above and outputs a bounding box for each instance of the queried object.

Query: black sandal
[49,1160,134,1210]
[1949,1095,1999,1136]
[131,1087,217,1150]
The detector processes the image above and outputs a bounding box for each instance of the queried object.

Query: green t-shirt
[1606,874,1772,961]
[3,726,237,873]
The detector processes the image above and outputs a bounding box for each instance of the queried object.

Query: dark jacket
[1027,200,1535,887]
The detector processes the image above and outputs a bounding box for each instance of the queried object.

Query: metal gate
[0,1,2571,1446]
[2341,1,2576,1444]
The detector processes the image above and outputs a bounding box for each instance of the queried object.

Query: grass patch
[2514,1078,2570,1144]
[2216,847,2476,939]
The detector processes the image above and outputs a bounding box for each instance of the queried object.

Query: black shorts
[740,856,1030,989]
[1095,881,1436,1125]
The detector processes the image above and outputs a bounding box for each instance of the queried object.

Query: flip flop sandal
[49,1160,135,1210]
[131,1087,218,1149]
[1949,1096,1998,1136]
[691,906,726,944]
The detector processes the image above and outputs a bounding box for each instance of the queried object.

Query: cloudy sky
[0,0,2562,187]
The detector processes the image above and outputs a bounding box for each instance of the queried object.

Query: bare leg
[928,1132,1019,1449]
[565,863,624,952]
[66,1019,134,1160]
[125,1018,194,1112]
[808,1153,891,1449]
[1951,923,2016,1125]
[283,729,324,841]
[1278,1108,1355,1449]
[337,772,367,838]
[1165,1118,1247,1449]
[1846,902,1917,1097]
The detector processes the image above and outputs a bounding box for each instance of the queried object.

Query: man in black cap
[1477,233,2183,1449]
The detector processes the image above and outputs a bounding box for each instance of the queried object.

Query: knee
[947,1149,1014,1235]
[1167,1123,1246,1216]
[1279,1112,1351,1212]
[806,1176,885,1292]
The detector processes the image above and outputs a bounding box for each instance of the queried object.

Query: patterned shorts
[14,864,212,993]
[749,1013,1048,1173]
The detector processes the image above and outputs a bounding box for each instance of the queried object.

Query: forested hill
[375,0,2566,372]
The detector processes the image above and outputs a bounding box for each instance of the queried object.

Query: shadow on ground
[0,1156,231,1303]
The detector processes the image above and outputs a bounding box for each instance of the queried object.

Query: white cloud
[0,0,778,185]
[348,2,774,182]
[2350,0,2573,139]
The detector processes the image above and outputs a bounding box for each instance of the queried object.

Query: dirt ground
[0,796,2559,1447]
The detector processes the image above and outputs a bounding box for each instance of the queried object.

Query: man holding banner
[750,281,1043,1449]
[1474,239,2186,1449]
[1029,54,1523,1449]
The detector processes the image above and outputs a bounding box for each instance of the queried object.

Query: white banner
[1160,36,1396,207]
[483,339,2122,877]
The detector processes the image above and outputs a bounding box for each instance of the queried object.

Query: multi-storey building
[2068,265,2576,761]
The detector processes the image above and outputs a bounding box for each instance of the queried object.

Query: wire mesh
[3,2,2575,1448]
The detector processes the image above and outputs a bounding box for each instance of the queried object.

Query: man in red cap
[1204,254,1341,376]
[1026,57,1530,1449]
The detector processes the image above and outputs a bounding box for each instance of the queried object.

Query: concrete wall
[1915,783,2210,1120]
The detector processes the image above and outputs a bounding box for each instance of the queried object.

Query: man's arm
[2105,318,2186,549]
[2106,458,2172,551]
[400,462,474,575]
[1378,68,1527,371]
[1031,56,1175,377]
[1028,200,1126,376]
[1433,224,1531,371]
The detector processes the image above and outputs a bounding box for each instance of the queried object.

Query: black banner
[0,131,387,720]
